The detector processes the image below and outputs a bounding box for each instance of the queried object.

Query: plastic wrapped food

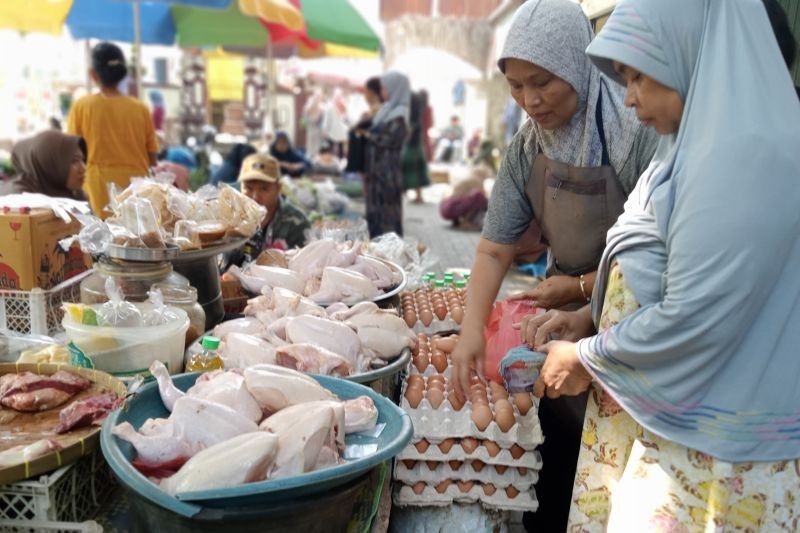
[73,213,113,254]
[114,179,176,231]
[500,346,547,393]
[98,278,143,327]
[173,220,202,251]
[142,288,181,327]
[118,196,165,248]
[218,184,267,238]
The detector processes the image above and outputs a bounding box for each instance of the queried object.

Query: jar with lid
[152,283,205,347]
[80,258,189,305]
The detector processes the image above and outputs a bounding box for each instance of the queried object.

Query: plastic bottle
[443,273,455,286]
[186,335,223,372]
[434,279,446,289]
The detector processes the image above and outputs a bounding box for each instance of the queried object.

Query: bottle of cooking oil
[185,336,223,372]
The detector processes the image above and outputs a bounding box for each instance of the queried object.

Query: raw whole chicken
[0,371,91,412]
[308,267,379,305]
[220,333,277,369]
[347,255,400,289]
[151,361,263,423]
[213,317,265,340]
[327,301,379,322]
[244,365,335,413]
[342,396,379,434]
[285,315,361,364]
[275,343,353,376]
[270,287,327,318]
[259,402,343,479]
[324,302,349,316]
[228,264,306,295]
[288,238,337,277]
[160,432,279,496]
[346,312,416,360]
[112,396,258,470]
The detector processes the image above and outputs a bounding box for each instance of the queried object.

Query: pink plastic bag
[484,299,540,384]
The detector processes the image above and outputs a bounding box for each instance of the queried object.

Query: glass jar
[80,259,189,305]
[152,283,206,347]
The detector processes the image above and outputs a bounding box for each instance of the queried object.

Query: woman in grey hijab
[451,0,658,529]
[363,71,410,238]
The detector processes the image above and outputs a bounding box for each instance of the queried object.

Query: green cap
[455,280,467,288]
[201,336,221,350]
[434,280,445,288]
[464,273,471,281]
[426,271,436,278]
[443,273,454,282]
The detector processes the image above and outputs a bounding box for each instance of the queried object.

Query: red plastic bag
[484,299,540,384]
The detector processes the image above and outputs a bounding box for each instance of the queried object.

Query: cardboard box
[0,208,91,291]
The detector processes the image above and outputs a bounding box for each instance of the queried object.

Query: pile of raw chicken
[226,238,403,304]
[213,285,416,375]
[112,361,379,496]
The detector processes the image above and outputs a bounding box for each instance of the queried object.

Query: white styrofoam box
[394,482,539,512]
[394,460,539,488]
[396,441,543,469]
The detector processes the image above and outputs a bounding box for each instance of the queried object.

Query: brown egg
[488,381,508,398]
[428,373,446,386]
[469,375,484,386]
[418,333,429,343]
[470,382,486,394]
[434,336,457,353]
[482,483,497,496]
[483,440,501,457]
[505,486,520,498]
[456,480,474,493]
[513,392,534,416]
[426,380,445,392]
[495,464,508,474]
[518,467,528,476]
[426,460,439,471]
[435,479,451,494]
[471,404,493,431]
[471,459,485,472]
[447,391,465,411]
[470,394,489,406]
[414,439,429,453]
[460,437,478,454]
[404,310,417,328]
[438,438,456,453]
[405,384,423,407]
[401,459,416,469]
[451,306,464,324]
[433,305,448,321]
[494,408,516,432]
[431,352,448,373]
[412,481,426,494]
[510,444,526,459]
[494,398,513,413]
[427,388,444,408]
[413,354,429,373]
[448,460,463,470]
[407,374,424,388]
[420,310,435,327]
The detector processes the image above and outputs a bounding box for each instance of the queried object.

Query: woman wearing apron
[451,0,658,529]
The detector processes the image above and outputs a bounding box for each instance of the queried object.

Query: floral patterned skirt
[568,263,800,532]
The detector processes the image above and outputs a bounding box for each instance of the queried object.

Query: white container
[62,303,189,377]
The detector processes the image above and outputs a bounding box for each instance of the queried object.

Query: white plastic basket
[0,272,90,337]
[0,448,114,529]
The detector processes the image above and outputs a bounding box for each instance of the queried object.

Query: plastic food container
[63,303,190,377]
[153,283,205,347]
[80,259,189,305]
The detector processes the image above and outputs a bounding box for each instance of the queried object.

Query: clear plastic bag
[367,232,441,290]
[98,278,143,327]
[218,184,267,238]
[119,196,165,248]
[68,213,113,254]
[142,288,181,327]
[173,220,202,250]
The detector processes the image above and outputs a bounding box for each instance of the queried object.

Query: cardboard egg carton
[400,384,543,448]
[394,459,539,487]
[395,440,543,469]
[400,289,466,333]
[393,482,539,512]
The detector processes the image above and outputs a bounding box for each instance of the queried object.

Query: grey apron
[521,91,625,532]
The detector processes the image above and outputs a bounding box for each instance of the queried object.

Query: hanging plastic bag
[483,298,539,383]
[98,278,143,327]
[142,288,180,327]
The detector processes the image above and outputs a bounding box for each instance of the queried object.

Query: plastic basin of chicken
[100,373,413,516]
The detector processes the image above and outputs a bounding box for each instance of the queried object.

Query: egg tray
[400,289,466,333]
[399,379,543,448]
[394,459,539,488]
[395,440,543,469]
[393,483,539,512]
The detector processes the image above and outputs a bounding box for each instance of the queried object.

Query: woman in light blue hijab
[526,0,800,528]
